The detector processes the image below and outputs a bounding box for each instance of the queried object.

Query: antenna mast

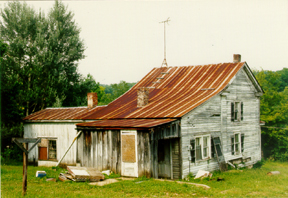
[160,17,170,67]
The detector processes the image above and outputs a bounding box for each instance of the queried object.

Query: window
[190,135,211,162]
[231,133,244,155]
[231,102,243,121]
[38,139,57,160]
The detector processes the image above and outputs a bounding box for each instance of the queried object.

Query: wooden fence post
[23,143,28,196]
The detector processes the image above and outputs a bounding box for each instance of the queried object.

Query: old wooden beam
[22,143,28,196]
[27,138,41,153]
[13,138,39,143]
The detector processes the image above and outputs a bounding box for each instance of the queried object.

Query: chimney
[233,54,241,63]
[87,92,98,108]
[137,87,149,107]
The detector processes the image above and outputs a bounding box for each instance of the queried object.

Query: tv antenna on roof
[160,17,170,67]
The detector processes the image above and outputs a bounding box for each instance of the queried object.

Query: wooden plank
[13,138,39,143]
[97,132,102,171]
[154,139,158,178]
[111,131,117,173]
[23,143,28,196]
[77,132,83,165]
[102,131,108,170]
[93,131,97,167]
[116,131,121,174]
[107,130,112,170]
[87,132,92,167]
[144,132,151,178]
[137,132,144,177]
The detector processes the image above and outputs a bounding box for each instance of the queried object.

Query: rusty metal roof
[76,119,176,130]
[83,62,246,119]
[23,106,106,121]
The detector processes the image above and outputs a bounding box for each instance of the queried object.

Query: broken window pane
[48,140,57,160]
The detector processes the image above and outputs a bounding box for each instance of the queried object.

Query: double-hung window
[190,135,211,162]
[231,102,243,122]
[231,133,244,155]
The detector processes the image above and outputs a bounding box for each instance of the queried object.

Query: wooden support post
[12,138,41,197]
[22,143,28,196]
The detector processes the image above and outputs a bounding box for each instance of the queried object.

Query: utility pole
[159,17,170,67]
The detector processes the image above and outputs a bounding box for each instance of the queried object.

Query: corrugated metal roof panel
[76,119,176,129]
[83,62,245,119]
[23,106,106,120]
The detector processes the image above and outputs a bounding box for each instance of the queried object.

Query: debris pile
[58,166,105,182]
[194,170,212,179]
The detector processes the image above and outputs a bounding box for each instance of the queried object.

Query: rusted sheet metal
[83,62,245,119]
[76,119,176,129]
[23,106,105,121]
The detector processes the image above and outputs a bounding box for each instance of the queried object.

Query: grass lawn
[1,161,288,197]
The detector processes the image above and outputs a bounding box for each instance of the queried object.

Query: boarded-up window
[122,134,136,163]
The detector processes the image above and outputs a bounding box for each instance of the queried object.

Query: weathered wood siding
[23,123,78,165]
[181,68,262,178]
[137,131,151,177]
[77,130,121,174]
[150,121,181,179]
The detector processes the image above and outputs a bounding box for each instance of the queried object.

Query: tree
[0,1,85,156]
[254,69,288,160]
[0,1,85,117]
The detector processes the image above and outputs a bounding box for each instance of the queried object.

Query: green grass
[1,161,288,197]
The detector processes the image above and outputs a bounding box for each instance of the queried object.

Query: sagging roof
[23,106,105,121]
[81,62,248,119]
[76,119,176,130]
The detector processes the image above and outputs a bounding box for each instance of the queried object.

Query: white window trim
[232,132,242,155]
[194,135,211,160]
[231,101,243,122]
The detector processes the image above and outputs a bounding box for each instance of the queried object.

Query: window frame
[231,132,243,155]
[231,101,243,122]
[190,135,211,162]
[38,138,57,161]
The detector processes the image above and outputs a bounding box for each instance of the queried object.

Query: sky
[1,0,288,84]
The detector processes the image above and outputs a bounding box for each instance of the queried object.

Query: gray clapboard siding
[181,68,261,178]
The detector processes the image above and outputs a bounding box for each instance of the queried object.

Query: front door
[121,130,138,177]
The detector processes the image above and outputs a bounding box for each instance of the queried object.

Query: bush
[1,145,23,165]
[271,152,288,162]
[253,159,265,169]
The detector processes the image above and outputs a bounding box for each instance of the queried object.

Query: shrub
[253,159,265,169]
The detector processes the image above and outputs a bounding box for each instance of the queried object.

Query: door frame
[121,130,138,177]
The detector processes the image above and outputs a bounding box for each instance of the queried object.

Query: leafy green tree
[99,81,135,105]
[255,69,288,160]
[0,1,85,156]
[0,1,85,117]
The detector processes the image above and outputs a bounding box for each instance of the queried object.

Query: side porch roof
[76,119,177,130]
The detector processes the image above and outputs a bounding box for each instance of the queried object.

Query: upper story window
[231,102,243,122]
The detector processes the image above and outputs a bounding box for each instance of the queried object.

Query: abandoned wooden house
[24,54,263,179]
